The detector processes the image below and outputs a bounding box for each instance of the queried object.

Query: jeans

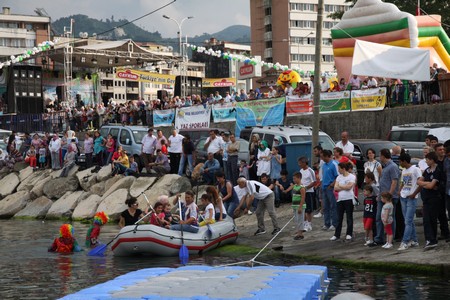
[400,197,418,244]
[255,192,279,231]
[170,224,199,233]
[169,152,181,174]
[51,151,61,170]
[322,187,337,228]
[437,194,449,238]
[178,154,193,176]
[334,199,354,238]
[224,199,238,218]
[223,159,229,181]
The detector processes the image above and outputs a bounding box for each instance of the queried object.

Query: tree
[330,0,449,36]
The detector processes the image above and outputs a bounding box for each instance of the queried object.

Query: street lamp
[162,15,194,57]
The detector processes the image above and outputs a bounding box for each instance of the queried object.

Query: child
[160,139,168,155]
[381,192,394,249]
[363,185,377,246]
[124,155,139,176]
[199,193,216,226]
[270,147,282,181]
[275,169,293,207]
[364,172,379,198]
[26,145,37,169]
[162,202,174,228]
[48,224,82,253]
[85,211,109,248]
[39,143,47,169]
[239,160,250,179]
[292,172,306,240]
[149,202,165,227]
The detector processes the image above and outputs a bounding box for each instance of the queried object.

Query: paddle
[88,209,153,257]
[178,198,189,264]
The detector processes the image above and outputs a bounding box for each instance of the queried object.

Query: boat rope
[216,216,294,268]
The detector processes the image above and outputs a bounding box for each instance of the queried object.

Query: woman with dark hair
[206,186,227,221]
[248,134,260,180]
[364,148,382,186]
[178,134,195,176]
[93,130,105,166]
[216,171,239,218]
[119,198,144,228]
[7,133,16,155]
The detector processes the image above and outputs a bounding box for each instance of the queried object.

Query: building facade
[250,0,350,85]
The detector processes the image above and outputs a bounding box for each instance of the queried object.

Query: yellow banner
[202,77,236,88]
[115,69,176,85]
[351,87,386,111]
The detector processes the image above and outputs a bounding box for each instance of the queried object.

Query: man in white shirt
[349,75,361,90]
[284,83,294,96]
[367,76,378,88]
[238,177,280,236]
[49,133,62,170]
[298,157,317,231]
[204,129,223,165]
[141,128,157,173]
[168,129,184,174]
[268,86,277,98]
[224,92,232,103]
[320,76,330,92]
[335,131,354,159]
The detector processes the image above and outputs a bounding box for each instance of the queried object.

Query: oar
[178,198,189,264]
[88,210,153,257]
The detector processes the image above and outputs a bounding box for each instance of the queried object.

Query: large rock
[13,161,28,172]
[168,176,192,195]
[51,165,79,178]
[43,176,79,200]
[76,167,98,191]
[17,169,52,192]
[96,188,129,221]
[104,176,122,193]
[30,176,52,199]
[96,165,112,181]
[90,181,106,196]
[102,176,136,200]
[152,174,181,192]
[0,191,30,218]
[45,190,85,220]
[0,173,20,198]
[19,166,34,182]
[72,194,102,220]
[14,196,53,219]
[129,177,157,198]
[137,187,169,207]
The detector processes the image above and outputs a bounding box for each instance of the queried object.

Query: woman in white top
[256,140,271,177]
[199,194,215,226]
[364,148,382,186]
[206,186,227,221]
[331,162,356,241]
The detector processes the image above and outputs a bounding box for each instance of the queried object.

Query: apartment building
[250,0,350,85]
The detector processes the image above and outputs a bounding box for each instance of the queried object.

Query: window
[109,128,120,140]
[120,129,132,145]
[291,3,316,11]
[322,55,334,62]
[264,134,275,149]
[290,20,316,29]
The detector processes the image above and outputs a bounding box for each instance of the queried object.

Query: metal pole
[312,0,324,159]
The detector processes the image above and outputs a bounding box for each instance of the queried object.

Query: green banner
[319,91,351,113]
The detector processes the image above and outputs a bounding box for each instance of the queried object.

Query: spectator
[216,171,239,217]
[60,145,76,177]
[204,129,223,166]
[275,169,293,207]
[349,75,361,90]
[227,134,240,185]
[49,133,62,170]
[320,76,330,92]
[200,152,220,185]
[298,156,316,232]
[141,128,157,174]
[84,132,94,168]
[367,76,378,88]
[335,131,354,159]
[148,149,170,176]
[321,149,339,231]
[256,140,271,178]
[178,134,195,177]
[168,129,184,174]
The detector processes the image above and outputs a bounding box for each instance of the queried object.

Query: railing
[0,112,67,133]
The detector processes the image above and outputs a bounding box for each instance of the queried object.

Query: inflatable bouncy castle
[331,0,450,80]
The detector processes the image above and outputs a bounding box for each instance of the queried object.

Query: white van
[250,125,336,150]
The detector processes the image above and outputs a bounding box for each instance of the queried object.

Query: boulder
[97,165,112,181]
[102,176,136,200]
[19,166,34,182]
[14,196,53,219]
[43,176,79,200]
[0,173,20,198]
[30,176,52,199]
[137,187,169,207]
[96,188,129,221]
[72,194,103,220]
[13,161,28,172]
[17,169,52,192]
[129,177,157,198]
[168,176,192,195]
[103,176,122,193]
[76,167,98,191]
[152,174,181,192]
[45,190,85,220]
[90,181,106,196]
[51,165,79,178]
[0,191,30,218]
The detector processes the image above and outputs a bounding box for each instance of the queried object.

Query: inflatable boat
[111,217,238,256]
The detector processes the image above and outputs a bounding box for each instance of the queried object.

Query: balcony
[264,15,272,26]
[264,48,273,59]
[263,0,271,8]
[264,31,272,42]
[126,87,139,94]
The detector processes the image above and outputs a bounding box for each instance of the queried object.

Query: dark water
[0,220,448,300]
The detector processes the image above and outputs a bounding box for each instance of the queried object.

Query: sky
[2,0,250,38]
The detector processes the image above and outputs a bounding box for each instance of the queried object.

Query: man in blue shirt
[200,152,220,184]
[321,149,339,230]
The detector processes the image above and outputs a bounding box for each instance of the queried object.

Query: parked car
[179,127,229,144]
[194,137,249,165]
[387,123,450,158]
[351,139,398,187]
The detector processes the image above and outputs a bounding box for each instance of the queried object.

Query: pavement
[232,201,450,274]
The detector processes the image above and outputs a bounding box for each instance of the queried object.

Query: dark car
[351,139,398,187]
[194,137,249,165]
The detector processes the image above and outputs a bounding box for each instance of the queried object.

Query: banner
[153,109,175,127]
[319,91,351,113]
[212,103,236,122]
[286,95,313,116]
[115,69,176,85]
[202,77,236,88]
[175,105,211,130]
[235,97,285,136]
[351,87,386,111]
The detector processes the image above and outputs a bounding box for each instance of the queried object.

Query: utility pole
[63,19,74,108]
[312,0,324,159]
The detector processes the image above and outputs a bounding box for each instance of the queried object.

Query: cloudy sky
[2,0,250,38]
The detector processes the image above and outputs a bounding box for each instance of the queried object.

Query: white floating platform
[60,265,329,300]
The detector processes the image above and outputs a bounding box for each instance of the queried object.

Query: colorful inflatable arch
[331,0,450,80]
